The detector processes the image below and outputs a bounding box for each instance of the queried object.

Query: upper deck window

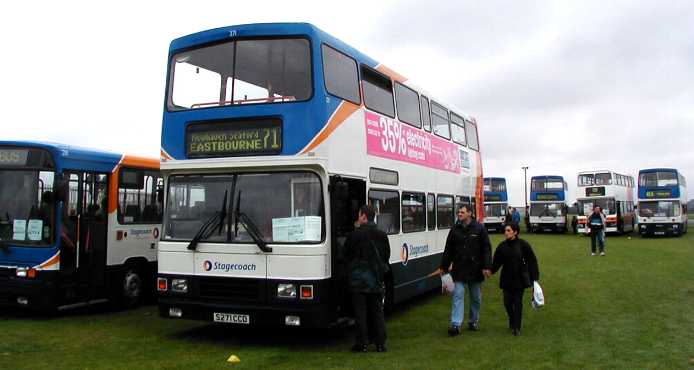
[430,102,450,140]
[168,38,312,110]
[420,96,431,132]
[578,174,594,186]
[639,171,678,187]
[321,44,360,105]
[362,66,395,118]
[465,119,480,151]
[394,82,421,127]
[531,178,565,192]
[595,173,612,185]
[489,179,506,192]
[450,113,467,145]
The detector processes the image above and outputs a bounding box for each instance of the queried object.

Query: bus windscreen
[0,170,56,246]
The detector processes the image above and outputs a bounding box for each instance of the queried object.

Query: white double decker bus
[156,23,484,327]
[576,170,636,234]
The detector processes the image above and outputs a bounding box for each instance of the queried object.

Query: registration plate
[213,312,250,324]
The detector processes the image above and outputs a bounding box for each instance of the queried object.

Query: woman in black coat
[491,223,540,336]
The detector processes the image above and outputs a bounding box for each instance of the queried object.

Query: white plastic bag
[531,281,544,309]
[441,273,455,295]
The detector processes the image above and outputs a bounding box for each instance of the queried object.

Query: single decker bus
[576,170,636,234]
[637,168,688,236]
[528,175,568,233]
[483,177,507,232]
[0,141,162,311]
[156,23,484,328]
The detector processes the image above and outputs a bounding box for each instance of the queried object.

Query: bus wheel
[121,264,144,308]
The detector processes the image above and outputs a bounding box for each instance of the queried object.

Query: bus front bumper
[531,223,566,232]
[484,222,505,232]
[0,268,58,310]
[639,223,682,236]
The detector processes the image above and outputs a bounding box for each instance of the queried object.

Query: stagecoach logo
[400,243,430,266]
[202,260,257,272]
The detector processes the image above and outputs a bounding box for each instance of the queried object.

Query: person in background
[438,204,492,336]
[344,204,390,353]
[491,223,540,336]
[588,205,607,256]
[512,207,521,225]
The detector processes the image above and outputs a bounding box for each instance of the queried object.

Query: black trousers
[503,289,525,330]
[351,292,386,346]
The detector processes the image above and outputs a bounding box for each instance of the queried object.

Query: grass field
[2,232,693,370]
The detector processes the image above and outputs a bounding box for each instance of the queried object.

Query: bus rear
[637,168,688,236]
[483,177,507,232]
[528,175,568,233]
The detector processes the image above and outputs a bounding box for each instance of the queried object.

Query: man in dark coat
[439,204,492,336]
[344,204,391,352]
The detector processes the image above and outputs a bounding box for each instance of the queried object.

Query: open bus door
[329,176,365,319]
[60,171,109,308]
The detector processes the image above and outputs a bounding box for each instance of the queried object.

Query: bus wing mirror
[54,176,69,203]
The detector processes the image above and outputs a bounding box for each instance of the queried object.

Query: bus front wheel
[120,263,145,308]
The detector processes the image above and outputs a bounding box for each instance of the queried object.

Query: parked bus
[637,168,688,236]
[576,170,636,234]
[483,177,507,232]
[0,141,162,311]
[528,175,568,233]
[156,23,484,328]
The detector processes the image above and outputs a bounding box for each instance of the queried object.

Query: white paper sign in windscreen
[27,219,43,241]
[272,216,321,242]
[13,219,27,240]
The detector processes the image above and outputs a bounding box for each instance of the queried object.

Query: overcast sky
[1,0,692,204]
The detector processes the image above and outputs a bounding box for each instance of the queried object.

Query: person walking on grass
[588,205,607,256]
[345,205,390,353]
[491,223,540,336]
[438,204,492,336]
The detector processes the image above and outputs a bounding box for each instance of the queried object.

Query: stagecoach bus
[576,170,636,234]
[0,141,162,311]
[528,175,568,233]
[483,177,507,232]
[157,23,484,328]
[637,168,688,236]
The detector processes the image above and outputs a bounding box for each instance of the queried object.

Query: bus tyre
[121,264,144,308]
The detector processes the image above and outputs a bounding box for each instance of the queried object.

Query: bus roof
[531,175,564,180]
[484,177,506,181]
[638,168,679,174]
[0,140,158,172]
[167,22,476,121]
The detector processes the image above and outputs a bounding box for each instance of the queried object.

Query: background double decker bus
[156,23,484,328]
[576,170,636,234]
[0,141,162,311]
[528,175,568,233]
[483,177,507,232]
[637,168,688,236]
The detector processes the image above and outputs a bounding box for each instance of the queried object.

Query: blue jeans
[591,229,605,253]
[451,281,482,326]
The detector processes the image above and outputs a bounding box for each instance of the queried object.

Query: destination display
[186,119,282,158]
[0,147,54,169]
[536,193,559,201]
[485,194,502,202]
[0,149,29,166]
[645,189,672,199]
[585,187,605,197]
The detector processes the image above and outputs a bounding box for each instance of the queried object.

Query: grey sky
[1,0,692,204]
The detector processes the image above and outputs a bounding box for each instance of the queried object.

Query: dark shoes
[448,325,461,336]
[376,345,387,352]
[350,344,368,353]
[512,328,521,336]
[468,322,480,331]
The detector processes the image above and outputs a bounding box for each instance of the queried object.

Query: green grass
[2,232,694,370]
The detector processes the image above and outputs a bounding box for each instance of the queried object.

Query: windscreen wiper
[231,190,272,253]
[237,212,272,253]
[187,190,228,251]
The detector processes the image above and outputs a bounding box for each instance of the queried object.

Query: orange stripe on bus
[122,155,159,169]
[37,252,60,269]
[376,65,408,84]
[108,155,160,213]
[301,101,360,154]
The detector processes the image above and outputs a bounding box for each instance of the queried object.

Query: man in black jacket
[344,204,391,352]
[439,204,492,336]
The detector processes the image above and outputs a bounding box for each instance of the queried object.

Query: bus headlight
[16,268,27,278]
[277,284,297,299]
[15,268,36,279]
[171,279,188,293]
